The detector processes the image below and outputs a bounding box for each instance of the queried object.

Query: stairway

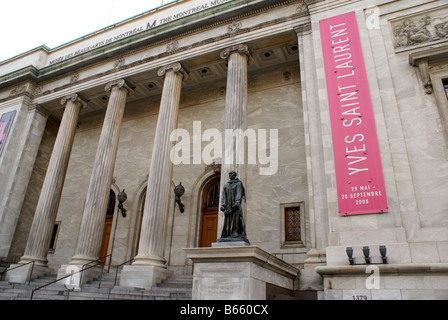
[0,271,193,300]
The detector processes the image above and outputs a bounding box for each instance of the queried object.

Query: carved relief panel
[391,7,448,50]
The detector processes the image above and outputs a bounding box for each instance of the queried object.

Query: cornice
[0,0,313,93]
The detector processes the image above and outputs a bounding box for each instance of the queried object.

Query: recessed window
[280,202,305,247]
[443,79,448,100]
[48,222,61,253]
[285,206,301,242]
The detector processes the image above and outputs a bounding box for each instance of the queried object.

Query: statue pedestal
[185,246,300,300]
[212,240,250,247]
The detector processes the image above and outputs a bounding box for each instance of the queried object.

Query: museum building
[1,0,448,300]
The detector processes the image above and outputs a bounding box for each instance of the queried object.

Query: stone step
[0,292,17,300]
[63,290,112,300]
[79,286,112,294]
[0,270,193,300]
[158,281,193,288]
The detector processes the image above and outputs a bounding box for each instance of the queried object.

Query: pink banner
[319,12,388,216]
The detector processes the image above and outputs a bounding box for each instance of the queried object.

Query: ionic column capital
[220,44,254,64]
[157,62,189,81]
[105,79,135,96]
[60,93,87,108]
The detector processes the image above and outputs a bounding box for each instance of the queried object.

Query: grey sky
[0,0,176,62]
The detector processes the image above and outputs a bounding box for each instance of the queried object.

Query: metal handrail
[113,258,134,286]
[2,261,35,285]
[81,254,112,288]
[30,254,111,300]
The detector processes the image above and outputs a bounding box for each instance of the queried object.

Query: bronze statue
[218,171,250,244]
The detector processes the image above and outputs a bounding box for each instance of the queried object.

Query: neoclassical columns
[218,44,252,238]
[20,94,86,266]
[70,79,134,265]
[134,63,188,267]
[120,63,187,289]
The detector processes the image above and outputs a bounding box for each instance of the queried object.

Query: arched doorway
[99,190,115,265]
[199,176,220,247]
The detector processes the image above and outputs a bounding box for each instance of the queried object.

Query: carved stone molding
[157,62,189,81]
[9,85,26,97]
[409,44,448,94]
[34,85,43,95]
[204,161,222,174]
[60,93,88,108]
[416,58,433,94]
[166,40,179,53]
[392,12,448,49]
[113,57,125,71]
[70,73,79,83]
[220,44,254,64]
[105,79,135,96]
[296,1,310,16]
[228,21,242,34]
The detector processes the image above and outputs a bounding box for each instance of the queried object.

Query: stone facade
[1,0,448,300]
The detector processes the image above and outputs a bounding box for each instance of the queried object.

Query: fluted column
[20,94,86,266]
[218,44,252,238]
[70,79,134,265]
[133,63,188,267]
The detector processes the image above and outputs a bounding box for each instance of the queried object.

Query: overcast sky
[0,0,177,62]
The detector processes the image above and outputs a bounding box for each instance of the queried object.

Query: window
[285,207,301,242]
[443,79,448,100]
[280,202,305,247]
[48,222,60,253]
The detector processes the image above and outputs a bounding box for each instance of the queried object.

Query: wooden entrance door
[200,212,218,247]
[99,217,113,264]
[99,190,115,265]
[199,177,220,247]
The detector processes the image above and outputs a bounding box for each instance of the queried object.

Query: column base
[57,264,101,290]
[185,246,300,300]
[132,253,167,268]
[119,265,169,290]
[69,254,98,266]
[4,263,50,284]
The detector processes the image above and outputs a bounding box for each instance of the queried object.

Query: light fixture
[363,246,370,264]
[117,189,127,217]
[174,182,185,213]
[346,247,354,265]
[379,245,388,264]
[346,245,387,265]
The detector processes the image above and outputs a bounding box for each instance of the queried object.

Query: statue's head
[229,171,237,179]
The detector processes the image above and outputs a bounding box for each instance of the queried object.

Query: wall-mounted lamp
[346,245,388,265]
[117,189,127,217]
[379,245,388,264]
[346,247,354,265]
[174,182,185,213]
[362,246,371,264]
